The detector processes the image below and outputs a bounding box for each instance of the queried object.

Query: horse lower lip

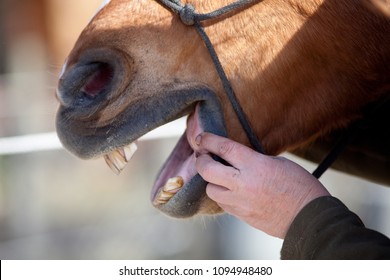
[149,96,227,217]
[151,108,201,203]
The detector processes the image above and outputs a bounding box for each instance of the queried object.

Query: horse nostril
[57,48,133,109]
[57,62,114,107]
[81,63,114,99]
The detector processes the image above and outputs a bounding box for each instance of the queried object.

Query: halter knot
[179,4,196,25]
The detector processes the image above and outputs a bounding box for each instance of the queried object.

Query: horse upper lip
[56,86,224,159]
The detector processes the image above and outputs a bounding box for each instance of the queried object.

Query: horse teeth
[153,176,184,205]
[104,151,125,175]
[104,142,137,175]
[123,142,138,161]
[159,190,174,199]
[163,176,184,193]
[104,155,121,175]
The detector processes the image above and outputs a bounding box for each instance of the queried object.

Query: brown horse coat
[56,0,390,217]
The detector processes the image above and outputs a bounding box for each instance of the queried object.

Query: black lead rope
[311,125,360,179]
[312,94,390,179]
[158,0,265,154]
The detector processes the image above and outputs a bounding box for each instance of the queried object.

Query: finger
[195,132,258,168]
[206,183,234,206]
[196,153,241,190]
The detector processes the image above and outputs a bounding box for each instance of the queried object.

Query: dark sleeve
[281,196,390,259]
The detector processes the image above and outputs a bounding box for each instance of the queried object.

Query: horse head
[56,0,390,218]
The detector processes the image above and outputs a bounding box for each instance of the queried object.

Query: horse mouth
[56,52,227,218]
[151,104,210,216]
[101,102,224,218]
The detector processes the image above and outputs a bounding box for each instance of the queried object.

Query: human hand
[194,133,330,239]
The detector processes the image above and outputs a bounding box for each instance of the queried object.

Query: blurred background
[0,0,389,259]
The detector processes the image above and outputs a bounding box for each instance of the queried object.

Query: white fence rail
[0,118,185,155]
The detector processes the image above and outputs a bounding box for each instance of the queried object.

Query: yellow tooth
[163,176,184,193]
[104,150,126,175]
[104,142,138,175]
[104,154,120,175]
[154,198,169,205]
[153,176,184,205]
[123,142,137,161]
[153,190,172,205]
[159,190,173,199]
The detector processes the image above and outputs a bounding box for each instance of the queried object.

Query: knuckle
[202,165,213,178]
[196,162,207,174]
[231,168,241,180]
[197,160,213,179]
[230,168,243,190]
[218,140,236,157]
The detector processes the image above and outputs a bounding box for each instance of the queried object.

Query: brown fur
[57,0,389,215]
[62,0,389,154]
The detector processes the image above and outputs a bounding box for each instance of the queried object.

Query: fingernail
[195,134,202,146]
